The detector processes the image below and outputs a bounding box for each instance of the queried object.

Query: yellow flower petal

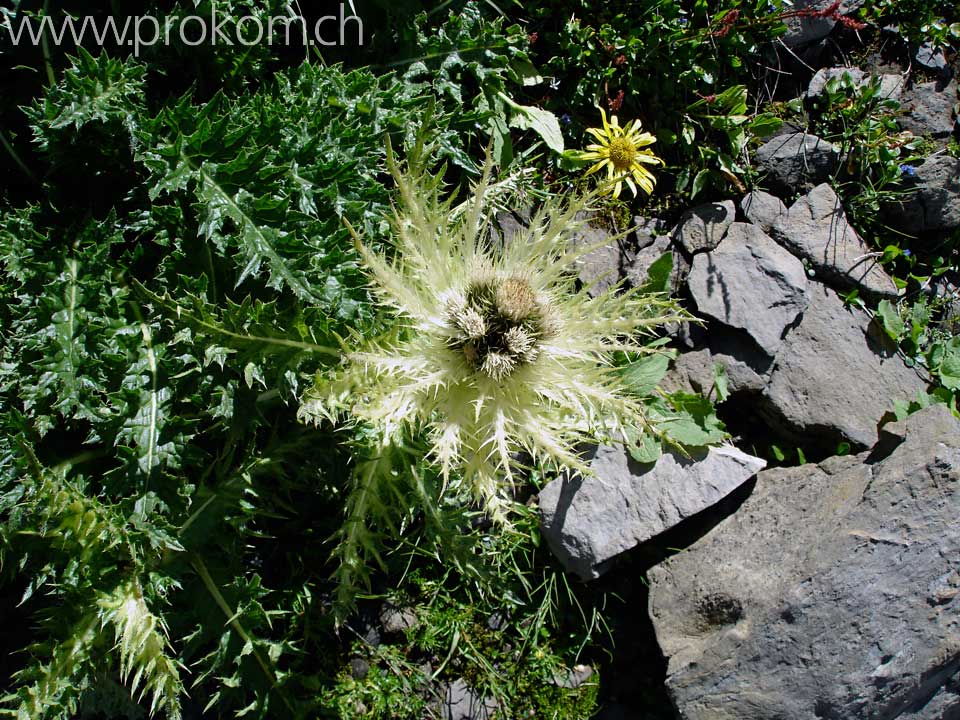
[586,127,608,143]
[585,160,608,176]
[599,107,612,136]
[633,152,663,166]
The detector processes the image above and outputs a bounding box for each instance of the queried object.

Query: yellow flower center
[607,137,637,172]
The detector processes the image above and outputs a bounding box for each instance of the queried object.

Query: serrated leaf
[620,351,675,396]
[648,392,728,449]
[937,337,960,390]
[500,93,564,153]
[876,299,904,340]
[626,429,662,464]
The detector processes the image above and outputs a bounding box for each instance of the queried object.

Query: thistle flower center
[607,137,637,172]
[447,275,552,381]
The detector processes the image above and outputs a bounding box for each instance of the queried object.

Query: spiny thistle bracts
[299,145,690,523]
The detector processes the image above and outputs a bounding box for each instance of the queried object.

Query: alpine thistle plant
[300,145,688,536]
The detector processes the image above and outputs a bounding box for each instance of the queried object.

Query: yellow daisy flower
[578,107,663,199]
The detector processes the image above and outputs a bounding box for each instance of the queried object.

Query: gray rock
[626,231,690,295]
[779,0,864,45]
[437,679,497,720]
[898,78,958,140]
[756,132,840,194]
[894,155,960,234]
[806,66,866,98]
[493,210,528,246]
[550,664,595,689]
[349,658,369,680]
[806,66,905,101]
[379,603,419,634]
[571,221,625,297]
[916,41,949,73]
[740,190,787,232]
[688,223,809,356]
[771,183,899,299]
[632,215,669,250]
[539,445,766,581]
[761,282,927,449]
[629,216,686,291]
[664,344,770,398]
[782,0,836,47]
[626,232,669,288]
[673,201,736,254]
[877,73,907,101]
[648,404,960,720]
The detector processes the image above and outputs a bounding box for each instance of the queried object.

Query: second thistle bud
[496,277,537,322]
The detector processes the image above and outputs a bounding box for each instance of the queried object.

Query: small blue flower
[899,164,916,177]
[560,113,572,125]
[903,248,912,257]
[677,16,689,25]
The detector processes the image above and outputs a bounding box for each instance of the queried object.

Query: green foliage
[0,20,536,713]
[523,0,788,196]
[806,72,923,237]
[401,3,560,166]
[327,507,602,720]
[860,0,960,49]
[676,84,780,198]
[618,337,729,464]
[873,293,960,421]
[0,2,732,717]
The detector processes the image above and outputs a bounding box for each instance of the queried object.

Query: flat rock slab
[539,445,766,580]
[761,282,927,449]
[782,0,845,46]
[688,222,809,356]
[806,66,904,100]
[435,679,498,720]
[648,404,960,720]
[895,155,960,234]
[674,201,736,255]
[740,190,787,233]
[771,183,898,299]
[899,78,958,140]
[756,132,839,194]
[571,220,627,297]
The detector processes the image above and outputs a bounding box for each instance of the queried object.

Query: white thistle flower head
[300,145,689,523]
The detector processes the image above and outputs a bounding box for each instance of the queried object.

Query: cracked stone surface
[688,222,809,357]
[770,183,899,300]
[893,155,960,235]
[539,445,766,580]
[756,132,840,194]
[760,282,927,449]
[649,404,960,720]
